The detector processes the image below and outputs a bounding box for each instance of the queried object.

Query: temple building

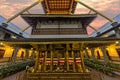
[0,0,120,80]
[20,0,97,79]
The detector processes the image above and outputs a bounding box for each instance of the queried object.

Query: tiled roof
[90,14,120,37]
[0,15,29,38]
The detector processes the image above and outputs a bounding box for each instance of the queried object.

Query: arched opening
[0,49,5,58]
[116,48,120,58]
[96,51,100,59]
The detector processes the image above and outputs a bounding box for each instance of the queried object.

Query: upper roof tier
[41,0,77,14]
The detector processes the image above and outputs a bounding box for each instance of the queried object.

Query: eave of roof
[0,25,23,38]
[0,37,120,44]
[96,23,120,37]
[21,14,97,28]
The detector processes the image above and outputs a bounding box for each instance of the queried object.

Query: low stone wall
[27,72,91,80]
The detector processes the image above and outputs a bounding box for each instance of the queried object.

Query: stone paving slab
[3,71,26,80]
[90,68,120,80]
[2,69,120,80]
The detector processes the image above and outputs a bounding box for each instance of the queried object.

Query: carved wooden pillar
[44,49,47,72]
[34,50,39,72]
[38,51,42,72]
[72,44,76,72]
[66,44,69,71]
[80,50,86,72]
[50,44,53,72]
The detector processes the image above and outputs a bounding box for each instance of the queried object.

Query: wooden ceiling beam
[45,0,50,14]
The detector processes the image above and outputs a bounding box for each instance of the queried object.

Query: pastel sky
[0,0,120,34]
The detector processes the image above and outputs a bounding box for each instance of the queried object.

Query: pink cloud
[75,0,120,34]
[87,19,108,35]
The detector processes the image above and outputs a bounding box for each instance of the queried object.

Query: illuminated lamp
[86,47,89,50]
[0,42,4,47]
[0,42,3,45]
[115,41,120,46]
[115,41,119,44]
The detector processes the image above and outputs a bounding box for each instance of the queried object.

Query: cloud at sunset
[0,0,120,34]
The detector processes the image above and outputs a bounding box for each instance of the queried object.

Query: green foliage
[84,59,113,74]
[107,62,120,70]
[0,60,35,78]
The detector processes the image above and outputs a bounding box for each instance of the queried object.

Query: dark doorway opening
[106,50,111,60]
[116,48,120,58]
[0,49,5,58]
[96,51,100,59]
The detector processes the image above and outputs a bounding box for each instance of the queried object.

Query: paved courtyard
[3,69,120,80]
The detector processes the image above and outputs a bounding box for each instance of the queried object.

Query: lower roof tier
[1,37,120,45]
[1,37,120,49]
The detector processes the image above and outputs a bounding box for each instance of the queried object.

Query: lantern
[53,60,58,65]
[46,60,51,65]
[59,58,65,65]
[68,58,74,65]
[75,58,81,64]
